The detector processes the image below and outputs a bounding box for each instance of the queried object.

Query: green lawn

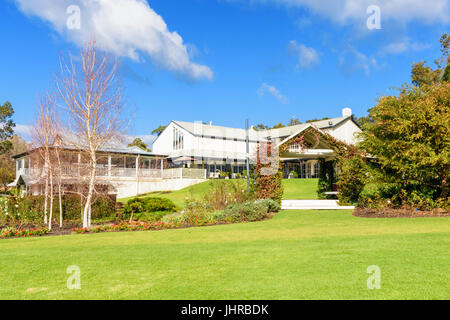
[119,180,242,208]
[120,178,319,207]
[1,210,449,300]
[282,179,319,199]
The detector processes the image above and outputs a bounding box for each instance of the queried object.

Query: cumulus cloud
[257,83,289,104]
[288,41,320,69]
[236,0,450,25]
[14,0,213,80]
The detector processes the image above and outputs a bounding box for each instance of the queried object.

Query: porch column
[108,155,112,177]
[160,158,164,178]
[136,155,140,178]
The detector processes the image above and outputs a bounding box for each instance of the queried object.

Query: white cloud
[257,83,289,104]
[237,0,450,25]
[380,38,431,55]
[15,0,213,80]
[14,124,33,140]
[288,41,320,69]
[339,45,377,76]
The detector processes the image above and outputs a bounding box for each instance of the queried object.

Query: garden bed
[0,213,278,239]
[354,207,450,218]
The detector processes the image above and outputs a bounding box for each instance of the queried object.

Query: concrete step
[281,200,355,210]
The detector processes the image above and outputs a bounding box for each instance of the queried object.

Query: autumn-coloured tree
[56,40,125,228]
[359,83,450,200]
[254,142,283,203]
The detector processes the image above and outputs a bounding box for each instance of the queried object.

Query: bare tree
[32,91,58,230]
[56,40,125,228]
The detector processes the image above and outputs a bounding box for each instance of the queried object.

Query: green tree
[359,83,450,199]
[442,64,450,83]
[305,117,330,123]
[288,117,302,126]
[152,125,167,136]
[0,102,16,155]
[0,135,28,190]
[411,61,442,88]
[271,123,285,129]
[128,138,151,152]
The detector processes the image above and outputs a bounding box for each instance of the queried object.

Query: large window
[173,127,184,150]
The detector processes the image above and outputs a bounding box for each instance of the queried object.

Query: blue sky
[1,0,449,145]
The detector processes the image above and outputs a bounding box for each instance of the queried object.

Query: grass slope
[119,180,243,208]
[282,179,319,200]
[1,210,449,300]
[120,178,319,207]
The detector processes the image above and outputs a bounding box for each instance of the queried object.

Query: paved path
[282,200,355,210]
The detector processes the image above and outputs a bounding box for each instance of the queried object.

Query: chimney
[342,107,352,118]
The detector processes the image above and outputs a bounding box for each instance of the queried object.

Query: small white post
[160,159,164,178]
[108,155,112,177]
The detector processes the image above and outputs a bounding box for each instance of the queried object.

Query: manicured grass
[120,178,319,207]
[282,179,319,199]
[1,210,449,300]
[119,180,244,208]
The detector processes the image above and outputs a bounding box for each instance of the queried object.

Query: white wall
[324,120,361,145]
[113,178,206,199]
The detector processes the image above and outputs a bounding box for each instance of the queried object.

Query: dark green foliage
[442,64,450,82]
[3,194,116,223]
[0,101,15,155]
[336,155,367,205]
[317,160,335,199]
[123,197,177,216]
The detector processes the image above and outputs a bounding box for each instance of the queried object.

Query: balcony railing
[18,166,206,180]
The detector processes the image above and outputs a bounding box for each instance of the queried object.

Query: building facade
[152,108,362,178]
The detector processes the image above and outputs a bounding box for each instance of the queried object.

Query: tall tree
[32,91,58,229]
[56,40,125,229]
[359,83,449,199]
[152,125,167,136]
[0,102,16,155]
[128,137,151,152]
[288,117,302,126]
[0,135,28,191]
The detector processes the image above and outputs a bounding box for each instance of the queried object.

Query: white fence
[19,167,206,180]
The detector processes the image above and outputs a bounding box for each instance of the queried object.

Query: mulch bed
[354,207,450,218]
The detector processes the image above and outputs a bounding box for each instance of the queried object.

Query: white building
[152,108,362,178]
[11,108,361,198]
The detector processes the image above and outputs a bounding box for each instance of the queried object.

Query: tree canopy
[128,138,151,152]
[0,101,16,155]
[152,125,167,136]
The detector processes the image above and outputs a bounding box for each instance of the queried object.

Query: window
[173,127,184,150]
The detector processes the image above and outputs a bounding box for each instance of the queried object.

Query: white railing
[18,166,206,180]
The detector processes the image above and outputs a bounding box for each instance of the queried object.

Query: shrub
[134,211,170,223]
[222,200,276,222]
[123,197,176,218]
[0,194,116,224]
[144,197,176,212]
[336,155,367,205]
[201,180,255,211]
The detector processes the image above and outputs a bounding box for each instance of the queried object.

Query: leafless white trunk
[32,91,58,230]
[56,39,125,229]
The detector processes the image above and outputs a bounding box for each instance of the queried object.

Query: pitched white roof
[172,116,352,140]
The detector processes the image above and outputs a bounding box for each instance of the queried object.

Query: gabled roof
[171,120,265,141]
[276,123,332,148]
